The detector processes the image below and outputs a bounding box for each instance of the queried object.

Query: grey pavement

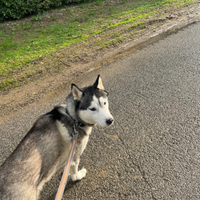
[1,22,200,200]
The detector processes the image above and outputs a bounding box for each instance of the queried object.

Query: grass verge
[0,0,198,90]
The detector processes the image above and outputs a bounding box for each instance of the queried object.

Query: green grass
[0,0,198,90]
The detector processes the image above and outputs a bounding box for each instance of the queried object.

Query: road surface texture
[1,22,200,200]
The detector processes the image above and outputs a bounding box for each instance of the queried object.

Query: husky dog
[0,75,113,200]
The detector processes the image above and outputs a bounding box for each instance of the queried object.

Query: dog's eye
[90,108,96,111]
[104,102,106,105]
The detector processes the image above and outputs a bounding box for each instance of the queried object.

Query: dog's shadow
[46,179,80,200]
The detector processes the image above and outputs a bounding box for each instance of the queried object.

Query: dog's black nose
[106,118,113,126]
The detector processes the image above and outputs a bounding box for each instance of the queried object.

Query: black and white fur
[0,75,113,200]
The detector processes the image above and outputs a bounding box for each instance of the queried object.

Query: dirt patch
[0,2,199,123]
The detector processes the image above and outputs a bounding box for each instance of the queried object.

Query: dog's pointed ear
[71,84,83,100]
[93,75,104,90]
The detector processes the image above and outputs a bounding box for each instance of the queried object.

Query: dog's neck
[65,107,93,127]
[65,95,95,128]
[64,106,94,136]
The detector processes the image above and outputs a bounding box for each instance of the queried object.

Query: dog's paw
[71,168,87,181]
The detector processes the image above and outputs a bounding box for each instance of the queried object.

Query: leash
[55,123,78,200]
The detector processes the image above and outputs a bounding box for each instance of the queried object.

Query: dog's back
[0,111,70,200]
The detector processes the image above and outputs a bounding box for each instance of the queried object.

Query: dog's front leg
[70,158,87,181]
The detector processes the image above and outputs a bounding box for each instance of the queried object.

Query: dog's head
[72,75,114,127]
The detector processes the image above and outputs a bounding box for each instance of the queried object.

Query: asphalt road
[1,22,200,200]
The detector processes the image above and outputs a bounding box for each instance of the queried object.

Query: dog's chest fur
[56,121,92,168]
